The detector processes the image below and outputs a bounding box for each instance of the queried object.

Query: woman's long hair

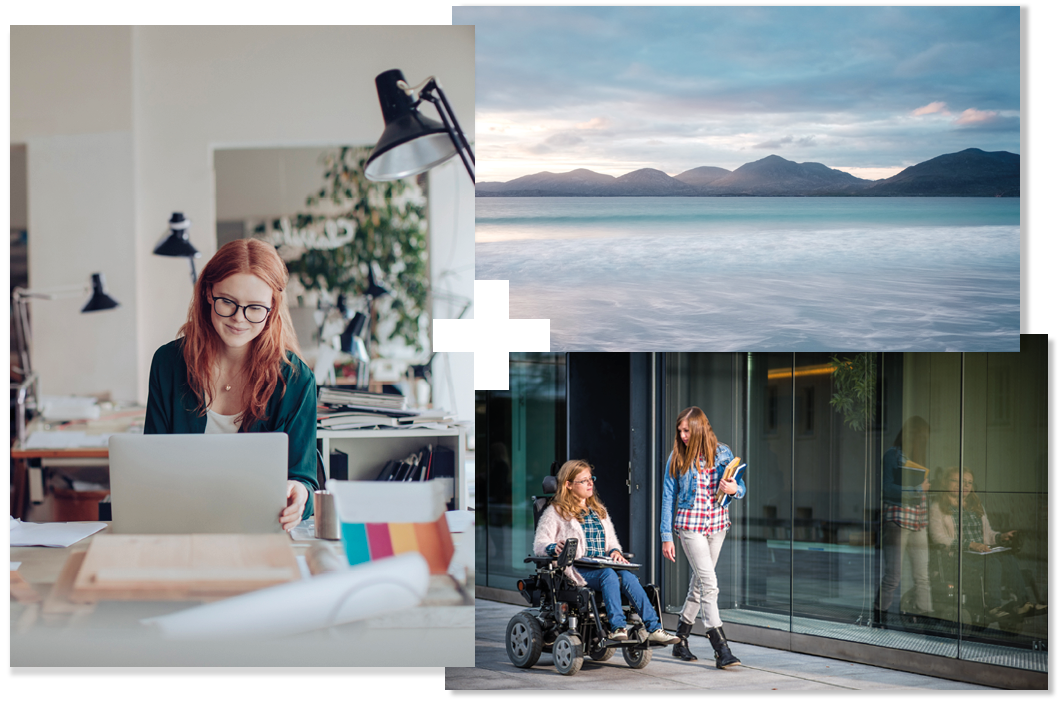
[670,406,718,479]
[552,459,607,521]
[932,466,985,517]
[178,238,302,427]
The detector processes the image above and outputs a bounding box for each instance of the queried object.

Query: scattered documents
[24,431,112,449]
[10,517,106,547]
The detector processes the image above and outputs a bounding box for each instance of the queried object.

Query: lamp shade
[82,273,120,312]
[154,212,201,258]
[365,69,458,181]
[339,312,369,355]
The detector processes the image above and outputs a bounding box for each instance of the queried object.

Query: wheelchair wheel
[588,643,615,662]
[623,645,652,669]
[552,632,584,676]
[506,611,545,669]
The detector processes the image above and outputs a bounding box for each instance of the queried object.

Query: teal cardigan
[144,339,318,519]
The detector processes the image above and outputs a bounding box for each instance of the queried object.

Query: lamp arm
[417,81,475,183]
[12,284,91,301]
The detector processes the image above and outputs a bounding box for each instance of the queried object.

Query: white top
[205,409,241,434]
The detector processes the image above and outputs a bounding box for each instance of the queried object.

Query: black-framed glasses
[573,476,597,487]
[211,296,271,324]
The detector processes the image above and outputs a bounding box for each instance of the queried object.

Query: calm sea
[475,197,1019,351]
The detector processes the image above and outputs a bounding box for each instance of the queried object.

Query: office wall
[11,25,474,421]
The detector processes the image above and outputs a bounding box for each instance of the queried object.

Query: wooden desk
[11,523,474,666]
[10,408,145,520]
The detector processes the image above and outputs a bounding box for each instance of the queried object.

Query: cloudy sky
[452,6,1020,183]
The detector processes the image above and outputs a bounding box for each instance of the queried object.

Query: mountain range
[476,148,1020,197]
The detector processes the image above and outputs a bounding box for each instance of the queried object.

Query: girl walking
[660,407,746,668]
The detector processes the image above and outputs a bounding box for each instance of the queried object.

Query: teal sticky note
[341,522,371,565]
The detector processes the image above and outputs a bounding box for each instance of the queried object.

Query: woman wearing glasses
[144,238,317,531]
[533,459,678,645]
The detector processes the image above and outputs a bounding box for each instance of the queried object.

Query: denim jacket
[660,443,746,543]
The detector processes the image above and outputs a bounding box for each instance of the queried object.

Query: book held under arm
[715,457,747,506]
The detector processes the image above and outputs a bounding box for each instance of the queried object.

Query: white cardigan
[928,501,999,550]
[532,504,623,586]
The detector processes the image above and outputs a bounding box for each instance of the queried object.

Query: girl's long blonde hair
[670,406,718,479]
[552,459,607,521]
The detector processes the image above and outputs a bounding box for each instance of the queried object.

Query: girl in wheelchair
[928,467,1046,625]
[533,459,678,645]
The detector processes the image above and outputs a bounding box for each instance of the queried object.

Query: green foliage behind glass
[259,146,428,352]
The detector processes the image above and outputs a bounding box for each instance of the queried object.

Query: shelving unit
[317,427,467,510]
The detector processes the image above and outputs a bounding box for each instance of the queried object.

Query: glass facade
[476,339,1047,676]
[475,353,566,590]
[661,339,1047,672]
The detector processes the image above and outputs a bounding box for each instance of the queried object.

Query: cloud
[912,101,950,116]
[576,117,610,130]
[527,131,585,154]
[953,108,998,125]
[752,135,817,149]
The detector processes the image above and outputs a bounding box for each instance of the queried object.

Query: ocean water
[475,197,1020,351]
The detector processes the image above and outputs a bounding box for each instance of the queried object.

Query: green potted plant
[255,145,429,356]
[829,352,877,432]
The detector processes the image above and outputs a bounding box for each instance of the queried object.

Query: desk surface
[11,523,474,667]
[11,407,146,459]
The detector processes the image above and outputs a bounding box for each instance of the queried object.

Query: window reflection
[661,341,1047,672]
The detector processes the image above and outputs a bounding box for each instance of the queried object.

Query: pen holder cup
[313,490,341,540]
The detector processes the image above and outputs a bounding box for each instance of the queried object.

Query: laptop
[108,433,288,534]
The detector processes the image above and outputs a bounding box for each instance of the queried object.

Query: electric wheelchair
[505,472,670,676]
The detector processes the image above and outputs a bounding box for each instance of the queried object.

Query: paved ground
[445,599,994,690]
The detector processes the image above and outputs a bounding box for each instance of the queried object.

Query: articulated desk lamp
[154,212,201,283]
[10,273,121,444]
[364,69,473,409]
[364,69,474,183]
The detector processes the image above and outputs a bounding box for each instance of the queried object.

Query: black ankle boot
[871,608,886,629]
[672,620,698,661]
[706,626,740,668]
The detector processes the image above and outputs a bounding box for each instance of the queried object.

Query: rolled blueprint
[142,551,429,640]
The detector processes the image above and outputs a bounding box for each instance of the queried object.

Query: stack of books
[318,386,408,412]
[374,444,455,483]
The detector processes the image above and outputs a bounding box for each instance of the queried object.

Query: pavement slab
[446,599,995,691]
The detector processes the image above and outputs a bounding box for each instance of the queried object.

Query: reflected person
[873,416,932,628]
[928,467,1046,624]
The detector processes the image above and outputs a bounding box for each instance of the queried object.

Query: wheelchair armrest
[621,552,635,561]
[524,555,556,567]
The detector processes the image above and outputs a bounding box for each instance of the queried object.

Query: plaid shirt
[546,509,615,558]
[674,456,732,535]
[883,491,928,531]
[952,504,984,551]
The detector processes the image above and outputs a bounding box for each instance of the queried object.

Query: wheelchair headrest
[542,475,558,495]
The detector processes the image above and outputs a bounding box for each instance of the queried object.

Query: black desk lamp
[365,69,474,183]
[10,273,121,443]
[154,212,201,283]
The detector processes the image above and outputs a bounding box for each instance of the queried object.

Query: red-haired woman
[144,239,318,531]
[660,407,745,668]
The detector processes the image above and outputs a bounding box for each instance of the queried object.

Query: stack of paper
[10,517,106,547]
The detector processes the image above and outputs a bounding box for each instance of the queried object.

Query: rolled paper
[142,552,429,640]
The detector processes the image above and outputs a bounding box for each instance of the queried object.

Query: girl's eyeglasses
[573,477,596,487]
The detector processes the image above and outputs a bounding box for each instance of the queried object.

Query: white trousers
[677,528,727,629]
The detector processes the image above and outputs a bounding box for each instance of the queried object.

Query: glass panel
[788,352,881,639]
[475,353,565,590]
[660,353,756,626]
[734,353,795,631]
[956,336,1048,671]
